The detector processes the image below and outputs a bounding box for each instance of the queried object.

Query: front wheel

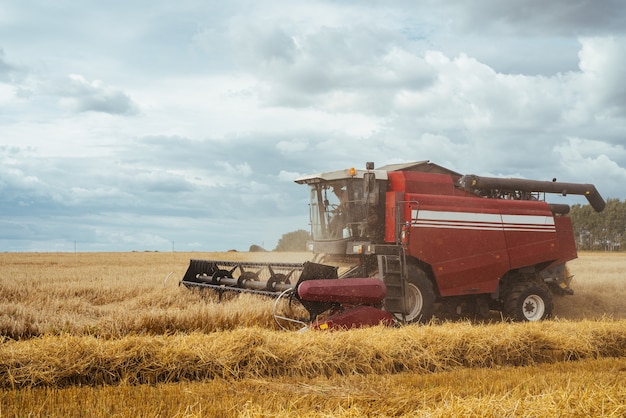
[503,281,553,322]
[397,264,436,324]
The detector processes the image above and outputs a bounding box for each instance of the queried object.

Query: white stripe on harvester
[411,210,556,233]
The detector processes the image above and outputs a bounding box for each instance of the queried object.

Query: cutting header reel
[180,259,395,330]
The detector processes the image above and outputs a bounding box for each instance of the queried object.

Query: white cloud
[554,138,626,198]
[0,82,16,104]
[276,139,309,154]
[277,170,301,182]
[55,74,138,115]
[0,1,625,251]
[576,36,626,116]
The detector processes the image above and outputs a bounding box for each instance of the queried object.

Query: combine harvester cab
[181,161,605,328]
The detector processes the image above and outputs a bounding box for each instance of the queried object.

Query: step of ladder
[379,255,406,314]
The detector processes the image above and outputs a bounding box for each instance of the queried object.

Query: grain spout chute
[457,175,606,212]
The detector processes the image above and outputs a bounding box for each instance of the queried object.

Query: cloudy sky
[1,1,625,252]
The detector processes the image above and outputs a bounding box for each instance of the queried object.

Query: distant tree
[274,229,311,252]
[249,244,266,252]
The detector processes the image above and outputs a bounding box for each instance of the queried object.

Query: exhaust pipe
[458,175,606,213]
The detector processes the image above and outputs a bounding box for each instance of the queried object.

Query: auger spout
[458,175,606,212]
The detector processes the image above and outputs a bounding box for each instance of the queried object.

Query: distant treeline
[569,198,625,251]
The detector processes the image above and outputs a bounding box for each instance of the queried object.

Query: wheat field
[0,251,625,417]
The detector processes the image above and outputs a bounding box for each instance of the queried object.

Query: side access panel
[500,200,561,270]
[552,216,578,265]
[404,194,511,296]
[384,191,405,243]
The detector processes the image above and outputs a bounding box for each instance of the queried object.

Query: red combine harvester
[180,161,605,329]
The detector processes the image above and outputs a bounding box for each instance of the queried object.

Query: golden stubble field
[0,251,625,417]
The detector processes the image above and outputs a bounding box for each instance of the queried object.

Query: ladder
[376,199,418,320]
[378,248,408,319]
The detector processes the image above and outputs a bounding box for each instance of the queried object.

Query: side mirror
[364,172,376,193]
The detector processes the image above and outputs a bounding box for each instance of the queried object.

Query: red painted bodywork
[384,171,577,297]
[310,305,395,330]
[299,278,394,330]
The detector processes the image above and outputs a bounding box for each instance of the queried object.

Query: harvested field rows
[2,358,625,417]
[1,320,626,388]
[0,251,625,416]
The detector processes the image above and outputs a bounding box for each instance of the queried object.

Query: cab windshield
[307,178,382,241]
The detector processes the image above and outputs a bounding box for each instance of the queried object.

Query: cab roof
[294,160,461,184]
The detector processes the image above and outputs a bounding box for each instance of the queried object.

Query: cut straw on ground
[1,319,625,388]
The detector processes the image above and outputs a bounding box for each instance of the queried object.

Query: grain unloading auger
[181,161,605,328]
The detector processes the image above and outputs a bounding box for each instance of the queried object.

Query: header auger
[180,161,605,329]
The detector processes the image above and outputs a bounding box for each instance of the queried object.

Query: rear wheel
[397,264,436,324]
[503,281,553,322]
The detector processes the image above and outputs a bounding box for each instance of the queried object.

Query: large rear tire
[397,264,436,324]
[503,281,553,322]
